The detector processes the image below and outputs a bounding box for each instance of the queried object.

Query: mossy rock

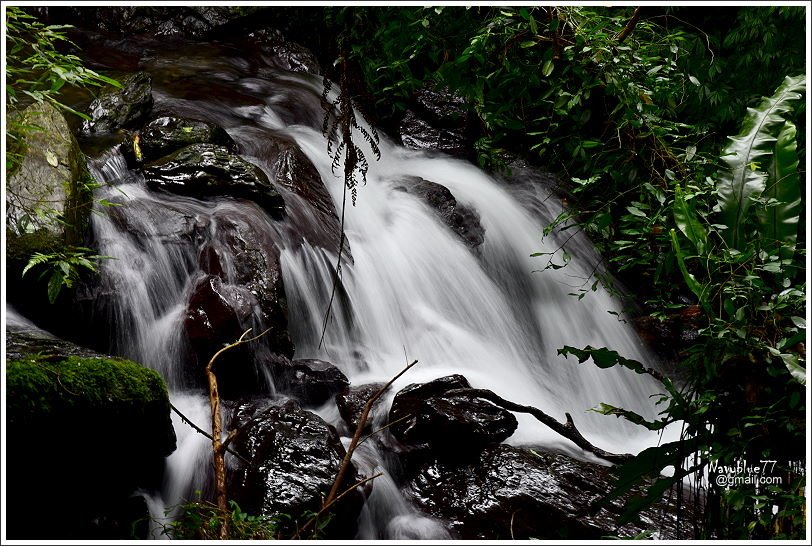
[5,336,176,539]
[6,355,173,447]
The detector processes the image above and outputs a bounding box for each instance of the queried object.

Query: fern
[22,247,110,303]
[716,75,805,250]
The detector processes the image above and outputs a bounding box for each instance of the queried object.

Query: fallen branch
[205,327,271,539]
[324,359,419,507]
[446,388,632,464]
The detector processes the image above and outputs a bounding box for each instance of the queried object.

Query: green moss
[6,355,171,429]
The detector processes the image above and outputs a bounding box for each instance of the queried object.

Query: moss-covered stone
[5,332,176,539]
[7,356,173,449]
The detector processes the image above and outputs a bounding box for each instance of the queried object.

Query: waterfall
[79,57,676,538]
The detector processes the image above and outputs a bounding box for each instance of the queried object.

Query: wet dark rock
[267,135,346,254]
[399,85,475,159]
[208,210,293,357]
[399,110,469,159]
[6,327,174,539]
[635,305,703,359]
[183,274,266,396]
[406,444,691,540]
[397,177,485,250]
[135,116,237,163]
[181,210,293,395]
[41,6,246,39]
[389,375,517,454]
[185,274,252,345]
[81,72,153,134]
[143,143,285,219]
[268,357,350,406]
[413,86,469,127]
[229,399,364,538]
[260,41,321,75]
[106,197,208,247]
[336,383,386,433]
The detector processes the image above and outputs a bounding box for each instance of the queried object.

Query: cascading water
[79,42,676,539]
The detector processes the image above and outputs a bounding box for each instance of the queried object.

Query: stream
[61,29,676,539]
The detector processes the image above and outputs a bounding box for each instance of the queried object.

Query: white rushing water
[283,125,670,456]
[82,69,676,538]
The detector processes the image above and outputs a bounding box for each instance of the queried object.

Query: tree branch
[292,473,383,539]
[204,327,271,539]
[616,7,643,44]
[446,388,632,464]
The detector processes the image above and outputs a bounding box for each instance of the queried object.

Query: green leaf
[47,271,64,304]
[790,316,806,329]
[591,403,670,430]
[669,229,707,308]
[673,184,707,255]
[716,75,805,250]
[541,60,554,77]
[757,120,801,261]
[779,353,806,385]
[626,206,647,218]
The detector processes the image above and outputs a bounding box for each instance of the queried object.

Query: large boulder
[184,210,293,395]
[267,357,350,406]
[242,134,350,257]
[389,375,517,454]
[81,72,154,134]
[261,41,321,75]
[397,177,485,250]
[5,326,175,539]
[229,399,364,537]
[133,116,237,164]
[406,444,692,540]
[143,143,285,219]
[184,274,252,346]
[412,86,469,128]
[399,110,469,159]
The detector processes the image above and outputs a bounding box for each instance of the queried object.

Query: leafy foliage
[5,7,120,117]
[559,75,805,538]
[22,247,111,304]
[716,75,805,250]
[160,499,280,540]
[6,8,121,303]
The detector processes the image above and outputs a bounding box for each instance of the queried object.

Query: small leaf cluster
[160,499,281,540]
[22,246,111,304]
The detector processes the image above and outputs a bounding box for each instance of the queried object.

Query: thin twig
[324,360,419,507]
[356,412,415,448]
[205,327,272,539]
[170,403,251,465]
[292,473,383,539]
